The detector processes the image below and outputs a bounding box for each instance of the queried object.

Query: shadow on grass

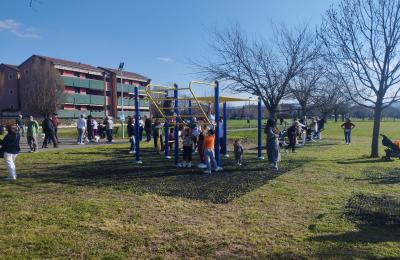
[337,158,387,165]
[311,194,400,243]
[359,168,400,185]
[27,147,310,204]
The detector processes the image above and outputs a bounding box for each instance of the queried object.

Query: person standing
[127,116,135,154]
[181,128,193,168]
[265,118,280,171]
[51,113,61,143]
[218,117,225,154]
[42,115,58,148]
[86,115,94,142]
[138,116,144,141]
[16,114,25,137]
[105,116,114,143]
[285,121,300,153]
[341,118,355,145]
[0,125,20,180]
[26,116,39,152]
[203,128,223,174]
[234,139,244,166]
[144,116,152,142]
[92,119,99,141]
[76,115,87,145]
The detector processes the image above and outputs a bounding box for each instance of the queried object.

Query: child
[127,116,135,154]
[182,128,193,168]
[203,128,223,174]
[285,120,300,153]
[234,139,244,165]
[197,125,207,169]
[341,118,355,144]
[265,118,280,171]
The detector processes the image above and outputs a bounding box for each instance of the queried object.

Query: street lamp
[118,62,125,139]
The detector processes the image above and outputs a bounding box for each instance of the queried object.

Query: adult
[218,117,225,154]
[317,116,325,140]
[92,118,99,140]
[105,116,114,143]
[138,116,144,141]
[16,114,24,137]
[265,118,280,171]
[0,125,20,180]
[153,119,163,153]
[51,113,61,143]
[27,116,39,152]
[76,115,87,145]
[341,118,355,145]
[42,115,58,148]
[144,115,152,142]
[127,116,135,154]
[86,115,94,141]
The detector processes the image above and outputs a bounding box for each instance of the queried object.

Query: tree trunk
[334,113,338,122]
[371,100,383,158]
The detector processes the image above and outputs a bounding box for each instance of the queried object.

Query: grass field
[0,120,399,258]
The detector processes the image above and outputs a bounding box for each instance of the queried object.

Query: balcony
[90,95,104,105]
[63,76,104,90]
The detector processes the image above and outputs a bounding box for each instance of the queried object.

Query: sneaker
[197,163,207,169]
[5,176,16,181]
[129,150,134,154]
[187,162,192,168]
[239,163,242,166]
[292,150,297,153]
[215,167,223,172]
[203,170,211,174]
[284,149,288,154]
[182,162,187,168]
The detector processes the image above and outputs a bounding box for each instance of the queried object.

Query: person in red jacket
[52,113,61,144]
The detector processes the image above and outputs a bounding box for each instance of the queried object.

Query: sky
[0,0,338,103]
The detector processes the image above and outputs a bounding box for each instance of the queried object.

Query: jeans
[27,135,38,151]
[345,130,351,143]
[77,128,85,143]
[106,129,113,142]
[130,136,135,152]
[4,152,18,179]
[43,132,58,148]
[145,129,151,141]
[54,127,59,142]
[204,149,218,172]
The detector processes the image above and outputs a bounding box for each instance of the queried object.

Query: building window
[75,88,81,94]
[24,69,29,74]
[60,69,64,75]
[8,73,13,80]
[9,90,13,95]
[129,80,133,85]
[74,72,80,77]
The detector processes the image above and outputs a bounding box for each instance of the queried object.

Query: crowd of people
[0,111,358,180]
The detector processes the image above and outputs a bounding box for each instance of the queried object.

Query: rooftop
[36,55,104,73]
[99,67,150,82]
[0,63,19,71]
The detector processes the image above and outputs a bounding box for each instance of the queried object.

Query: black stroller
[381,134,400,160]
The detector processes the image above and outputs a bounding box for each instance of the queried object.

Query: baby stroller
[381,134,400,160]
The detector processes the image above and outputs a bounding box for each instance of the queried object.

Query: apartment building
[1,55,150,118]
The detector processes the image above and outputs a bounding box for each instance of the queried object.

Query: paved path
[19,137,127,154]
[18,128,256,154]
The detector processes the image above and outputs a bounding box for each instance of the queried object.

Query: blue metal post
[188,100,193,123]
[257,96,263,160]
[164,89,170,159]
[134,86,142,163]
[214,81,220,166]
[223,102,228,157]
[174,84,179,166]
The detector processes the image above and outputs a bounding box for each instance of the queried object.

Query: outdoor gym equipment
[131,80,264,165]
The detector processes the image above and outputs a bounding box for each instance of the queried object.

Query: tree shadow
[337,158,388,165]
[359,168,400,185]
[21,148,310,204]
[310,194,400,243]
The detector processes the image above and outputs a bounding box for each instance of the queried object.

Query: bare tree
[21,58,65,116]
[289,61,325,116]
[194,24,318,117]
[320,0,400,157]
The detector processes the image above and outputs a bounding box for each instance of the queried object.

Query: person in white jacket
[76,115,87,144]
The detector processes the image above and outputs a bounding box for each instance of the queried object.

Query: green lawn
[0,120,399,258]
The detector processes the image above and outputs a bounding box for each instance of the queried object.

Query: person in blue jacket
[0,124,20,180]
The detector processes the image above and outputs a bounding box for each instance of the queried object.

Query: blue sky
[0,0,337,100]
